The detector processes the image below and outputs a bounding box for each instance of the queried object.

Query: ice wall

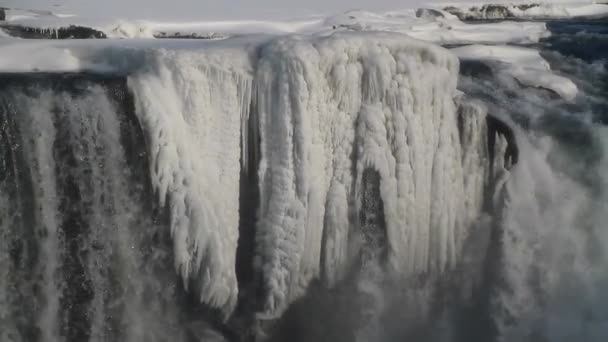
[128,48,253,316]
[112,32,504,320]
[253,33,489,318]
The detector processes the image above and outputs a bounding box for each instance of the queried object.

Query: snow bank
[1,5,548,44]
[326,9,548,44]
[452,45,578,100]
[0,37,270,72]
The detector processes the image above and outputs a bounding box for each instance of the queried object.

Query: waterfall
[7,26,595,341]
[0,75,205,342]
[456,21,608,340]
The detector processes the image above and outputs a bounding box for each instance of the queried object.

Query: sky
[1,0,586,20]
[0,0,469,20]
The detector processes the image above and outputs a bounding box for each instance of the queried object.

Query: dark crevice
[487,115,519,170]
[358,168,388,267]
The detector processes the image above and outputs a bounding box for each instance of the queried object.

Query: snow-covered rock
[0,4,549,44]
[443,2,608,20]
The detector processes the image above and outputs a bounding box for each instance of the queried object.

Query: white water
[17,92,61,342]
[457,45,608,341]
[0,81,199,341]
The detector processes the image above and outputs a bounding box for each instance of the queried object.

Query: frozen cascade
[120,33,507,320]
[128,48,253,316]
[253,33,506,318]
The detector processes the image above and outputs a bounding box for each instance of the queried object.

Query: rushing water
[0,75,230,342]
[456,19,608,342]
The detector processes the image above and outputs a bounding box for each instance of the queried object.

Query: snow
[326,10,548,44]
[0,37,268,72]
[1,6,550,44]
[452,45,578,100]
[1,0,563,43]
[0,40,82,72]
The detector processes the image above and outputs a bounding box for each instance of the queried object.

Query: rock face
[0,8,6,21]
[444,4,541,20]
[459,59,495,78]
[0,24,106,39]
[154,31,226,39]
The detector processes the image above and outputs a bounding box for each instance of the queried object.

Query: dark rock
[415,8,445,19]
[443,4,534,20]
[482,5,514,19]
[516,3,540,11]
[0,24,106,39]
[459,59,495,79]
[153,31,226,39]
[487,115,518,169]
[0,8,6,21]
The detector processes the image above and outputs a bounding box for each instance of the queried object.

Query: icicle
[254,32,470,318]
[128,48,253,317]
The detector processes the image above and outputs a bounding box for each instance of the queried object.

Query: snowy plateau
[1,1,608,342]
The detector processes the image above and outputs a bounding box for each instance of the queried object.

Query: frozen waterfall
[123,33,508,319]
[0,32,516,341]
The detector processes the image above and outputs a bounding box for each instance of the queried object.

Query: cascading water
[0,20,606,342]
[455,19,608,342]
[0,74,230,342]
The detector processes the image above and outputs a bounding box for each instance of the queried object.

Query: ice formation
[0,10,526,337]
[128,47,253,316]
[108,31,508,319]
[253,33,466,317]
